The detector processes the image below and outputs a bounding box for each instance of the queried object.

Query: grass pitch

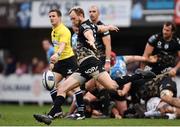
[0,104,179,126]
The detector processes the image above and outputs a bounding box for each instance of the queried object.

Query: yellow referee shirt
[51,23,74,60]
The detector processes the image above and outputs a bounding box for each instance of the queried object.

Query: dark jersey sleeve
[80,22,91,34]
[97,21,110,37]
[147,34,159,47]
[176,37,180,50]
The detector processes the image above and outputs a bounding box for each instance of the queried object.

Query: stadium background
[0,0,180,105]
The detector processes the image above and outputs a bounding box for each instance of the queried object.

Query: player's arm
[50,30,69,64]
[118,82,131,96]
[84,29,97,50]
[140,43,154,69]
[50,42,65,64]
[124,55,157,64]
[169,51,180,76]
[97,25,119,33]
[102,34,111,71]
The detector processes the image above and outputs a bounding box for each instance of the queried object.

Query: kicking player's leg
[97,71,118,90]
[50,72,63,102]
[33,73,84,124]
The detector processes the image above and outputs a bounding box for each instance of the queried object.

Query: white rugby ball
[42,70,55,91]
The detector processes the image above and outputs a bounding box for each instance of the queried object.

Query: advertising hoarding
[131,0,174,26]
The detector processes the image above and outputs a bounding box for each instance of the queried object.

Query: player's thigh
[95,80,105,89]
[57,74,80,95]
[97,71,118,90]
[53,72,64,87]
[85,78,96,91]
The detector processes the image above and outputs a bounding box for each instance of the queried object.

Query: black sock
[50,89,57,103]
[99,89,110,116]
[115,74,141,86]
[75,90,85,116]
[48,96,65,117]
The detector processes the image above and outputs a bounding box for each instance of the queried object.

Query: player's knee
[57,87,66,95]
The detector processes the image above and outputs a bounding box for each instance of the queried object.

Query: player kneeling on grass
[145,97,180,119]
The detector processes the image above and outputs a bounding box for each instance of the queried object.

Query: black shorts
[159,77,177,97]
[77,56,105,81]
[111,94,126,101]
[52,56,78,77]
[99,56,106,66]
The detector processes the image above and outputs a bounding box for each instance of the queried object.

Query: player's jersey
[110,56,127,79]
[76,19,98,64]
[95,21,110,58]
[51,23,74,60]
[71,33,78,51]
[147,33,180,74]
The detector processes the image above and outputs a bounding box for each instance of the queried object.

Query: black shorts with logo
[77,56,105,81]
[52,56,78,77]
[99,56,106,66]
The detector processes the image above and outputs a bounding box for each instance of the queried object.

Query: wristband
[105,59,111,62]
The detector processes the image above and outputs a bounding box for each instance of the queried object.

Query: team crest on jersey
[164,44,169,49]
[157,41,162,48]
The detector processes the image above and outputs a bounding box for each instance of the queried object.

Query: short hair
[69,6,85,17]
[49,9,62,17]
[164,22,176,32]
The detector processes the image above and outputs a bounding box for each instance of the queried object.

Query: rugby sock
[48,96,65,117]
[99,89,110,116]
[50,88,57,103]
[75,90,85,116]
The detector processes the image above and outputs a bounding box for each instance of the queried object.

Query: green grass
[0,104,179,126]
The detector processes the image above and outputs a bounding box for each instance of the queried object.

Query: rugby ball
[42,70,55,91]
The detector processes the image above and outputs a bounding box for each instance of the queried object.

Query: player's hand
[107,25,119,32]
[118,90,125,96]
[115,114,122,119]
[169,68,177,77]
[148,55,158,63]
[50,53,59,64]
[104,62,111,72]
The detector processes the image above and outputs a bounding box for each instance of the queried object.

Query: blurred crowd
[0,51,48,76]
[0,50,179,77]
